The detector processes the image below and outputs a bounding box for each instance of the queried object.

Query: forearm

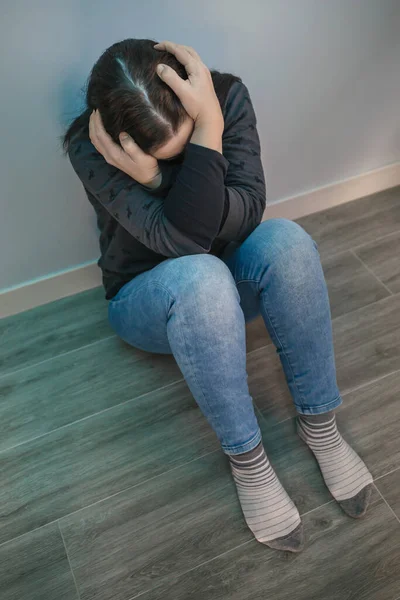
[142,124,222,191]
[190,122,223,154]
[163,141,228,248]
[142,171,163,189]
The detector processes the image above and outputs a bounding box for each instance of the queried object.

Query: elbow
[156,234,214,258]
[156,215,216,258]
[175,238,213,257]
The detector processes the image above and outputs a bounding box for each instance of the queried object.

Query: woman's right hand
[154,41,224,133]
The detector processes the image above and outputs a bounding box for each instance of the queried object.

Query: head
[61,38,242,160]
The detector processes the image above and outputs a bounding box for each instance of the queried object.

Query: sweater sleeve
[68,136,229,258]
[217,81,267,243]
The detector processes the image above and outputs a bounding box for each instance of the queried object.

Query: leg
[108,253,303,551]
[108,253,262,454]
[222,218,373,517]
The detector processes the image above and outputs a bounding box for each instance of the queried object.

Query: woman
[63,38,373,553]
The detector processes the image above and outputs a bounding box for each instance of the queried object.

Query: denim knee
[257,218,317,250]
[249,218,318,267]
[165,254,240,308]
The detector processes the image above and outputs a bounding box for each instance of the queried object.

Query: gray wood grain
[295,185,400,259]
[245,315,272,353]
[0,380,219,545]
[0,287,111,377]
[248,345,295,424]
[334,369,400,479]
[333,294,400,393]
[139,492,400,600]
[0,336,182,451]
[354,231,400,294]
[320,250,390,319]
[59,451,248,600]
[59,416,331,600]
[375,469,400,520]
[0,522,78,600]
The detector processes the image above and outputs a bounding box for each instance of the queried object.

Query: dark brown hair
[60,38,242,157]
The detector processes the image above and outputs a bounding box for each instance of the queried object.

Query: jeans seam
[237,277,307,412]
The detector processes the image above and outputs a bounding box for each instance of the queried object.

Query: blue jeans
[108,218,343,456]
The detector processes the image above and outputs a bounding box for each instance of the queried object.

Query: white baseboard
[0,262,102,318]
[263,161,400,220]
[1,161,399,318]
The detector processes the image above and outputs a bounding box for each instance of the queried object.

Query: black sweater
[68,81,266,299]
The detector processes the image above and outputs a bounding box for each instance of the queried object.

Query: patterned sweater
[68,81,267,300]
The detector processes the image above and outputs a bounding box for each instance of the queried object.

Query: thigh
[107,253,239,354]
[108,259,176,354]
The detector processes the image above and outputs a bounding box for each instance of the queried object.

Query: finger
[156,64,190,99]
[119,132,142,158]
[89,110,102,151]
[89,110,96,141]
[89,110,121,165]
[180,44,202,62]
[155,40,202,62]
[93,110,121,159]
[89,110,105,150]
[154,40,200,76]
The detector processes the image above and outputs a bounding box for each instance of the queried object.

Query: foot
[339,483,373,518]
[266,521,305,553]
[297,412,373,518]
[228,441,304,553]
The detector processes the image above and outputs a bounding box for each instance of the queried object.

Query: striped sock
[297,412,373,518]
[228,441,304,552]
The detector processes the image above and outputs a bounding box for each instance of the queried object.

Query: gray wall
[1,0,399,291]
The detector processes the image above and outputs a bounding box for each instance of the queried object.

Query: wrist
[195,112,224,131]
[190,124,223,154]
[142,171,162,189]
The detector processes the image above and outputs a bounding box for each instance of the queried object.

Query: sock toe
[261,521,305,553]
[339,483,373,518]
[297,413,373,516]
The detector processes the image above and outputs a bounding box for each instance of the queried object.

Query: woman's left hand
[89,109,161,187]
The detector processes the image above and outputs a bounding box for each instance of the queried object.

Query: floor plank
[334,370,400,480]
[0,522,78,600]
[247,345,294,424]
[140,491,400,600]
[354,231,400,294]
[0,287,111,377]
[59,451,248,600]
[245,315,272,353]
[320,250,390,319]
[295,185,400,259]
[0,336,182,451]
[375,469,400,520]
[332,295,400,393]
[0,380,219,545]
[59,416,331,600]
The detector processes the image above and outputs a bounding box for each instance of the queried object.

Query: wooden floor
[1,186,400,600]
